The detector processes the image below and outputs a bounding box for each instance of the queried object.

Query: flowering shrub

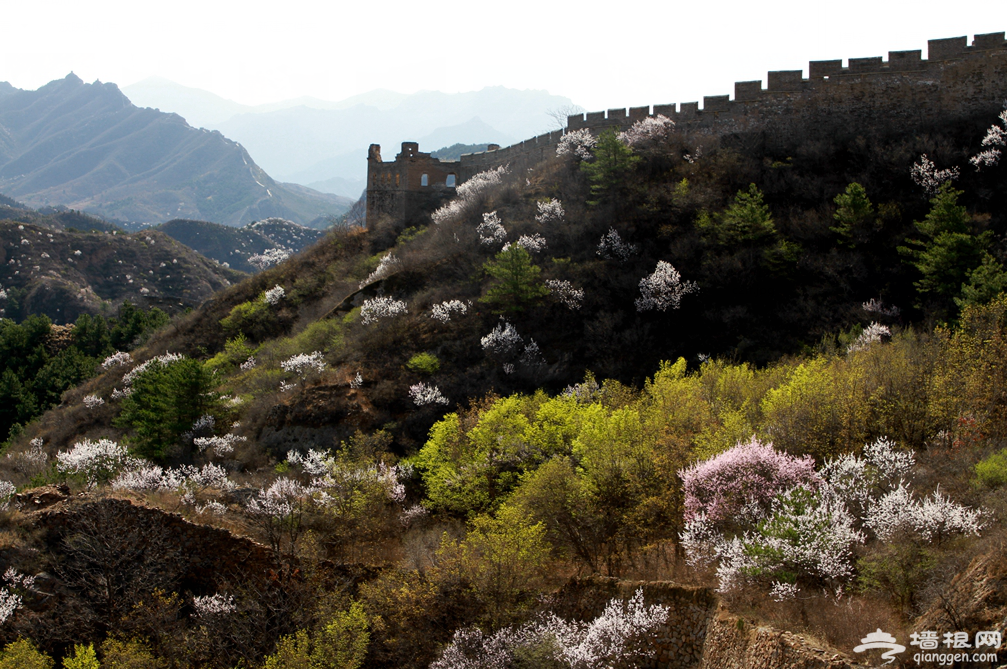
[635,261,698,312]
[519,340,545,369]
[865,483,983,543]
[0,481,14,511]
[596,228,637,261]
[0,568,35,625]
[457,165,508,201]
[191,414,215,434]
[193,432,247,457]
[248,247,290,271]
[432,166,510,225]
[192,593,236,618]
[6,439,47,480]
[82,394,104,409]
[546,279,584,310]
[847,322,891,353]
[432,199,467,225]
[556,128,596,160]
[56,438,139,488]
[264,285,285,305]
[910,154,960,195]
[121,352,185,386]
[350,372,363,388]
[240,356,257,371]
[862,298,900,318]
[359,253,399,288]
[510,234,547,254]
[820,451,873,513]
[431,588,669,669]
[360,297,408,325]
[716,486,865,592]
[477,211,507,246]
[683,435,983,594]
[617,114,675,147]
[679,437,821,525]
[970,108,1006,169]
[281,351,327,379]
[247,477,307,521]
[101,351,132,369]
[399,503,429,527]
[408,382,449,406]
[111,463,234,496]
[480,319,523,356]
[535,198,565,224]
[287,448,332,476]
[430,299,469,323]
[196,500,227,515]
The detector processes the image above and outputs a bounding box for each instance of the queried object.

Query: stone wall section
[549,577,867,669]
[367,32,1007,230]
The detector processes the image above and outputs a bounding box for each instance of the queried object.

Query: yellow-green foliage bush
[436,504,550,627]
[0,639,52,669]
[406,352,440,375]
[61,644,98,669]
[929,296,1007,443]
[220,293,278,342]
[761,357,870,459]
[263,602,369,669]
[849,330,938,447]
[98,638,166,669]
[205,334,257,374]
[974,449,1007,488]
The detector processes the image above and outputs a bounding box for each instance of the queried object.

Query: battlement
[566,31,1007,127]
[365,31,1007,228]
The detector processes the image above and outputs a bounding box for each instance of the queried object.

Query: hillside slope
[0,75,352,227]
[0,216,242,323]
[154,217,325,273]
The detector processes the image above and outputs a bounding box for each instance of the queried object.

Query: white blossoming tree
[635,261,698,312]
[281,351,327,381]
[431,588,669,669]
[556,129,597,161]
[360,297,408,325]
[970,108,1007,169]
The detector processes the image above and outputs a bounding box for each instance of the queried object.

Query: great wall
[366,31,1007,228]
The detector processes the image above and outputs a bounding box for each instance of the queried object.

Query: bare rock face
[13,483,70,510]
[914,545,1007,644]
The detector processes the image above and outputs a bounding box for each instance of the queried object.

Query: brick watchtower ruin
[366,142,460,229]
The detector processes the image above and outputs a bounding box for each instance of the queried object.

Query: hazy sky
[4,0,1005,111]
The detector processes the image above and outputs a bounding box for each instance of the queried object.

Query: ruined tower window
[396,174,400,186]
[421,174,429,187]
[446,174,457,187]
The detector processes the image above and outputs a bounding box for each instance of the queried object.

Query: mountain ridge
[0,75,353,228]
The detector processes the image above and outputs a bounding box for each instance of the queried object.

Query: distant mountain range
[123,79,580,197]
[0,75,354,227]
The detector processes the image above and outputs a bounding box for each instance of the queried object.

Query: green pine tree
[899,183,988,307]
[480,245,549,314]
[580,129,640,204]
